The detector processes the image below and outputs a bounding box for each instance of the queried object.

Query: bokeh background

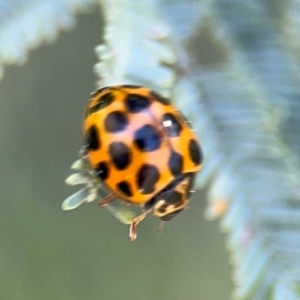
[0,12,231,300]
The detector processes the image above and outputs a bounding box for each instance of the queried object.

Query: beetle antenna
[157,221,165,234]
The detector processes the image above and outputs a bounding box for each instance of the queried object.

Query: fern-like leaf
[96,0,300,299]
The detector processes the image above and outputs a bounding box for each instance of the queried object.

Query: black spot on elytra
[162,113,182,137]
[95,162,109,181]
[104,111,128,133]
[134,125,161,152]
[168,151,183,176]
[85,125,100,150]
[89,92,114,114]
[137,164,160,194]
[121,84,142,89]
[150,90,170,105]
[117,181,133,197]
[125,94,151,113]
[109,142,131,170]
[188,139,202,165]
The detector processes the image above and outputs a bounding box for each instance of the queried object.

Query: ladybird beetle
[83,85,203,241]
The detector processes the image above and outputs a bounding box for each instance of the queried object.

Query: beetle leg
[98,193,115,207]
[129,210,151,241]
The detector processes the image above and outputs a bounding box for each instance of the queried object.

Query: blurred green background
[0,12,231,300]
